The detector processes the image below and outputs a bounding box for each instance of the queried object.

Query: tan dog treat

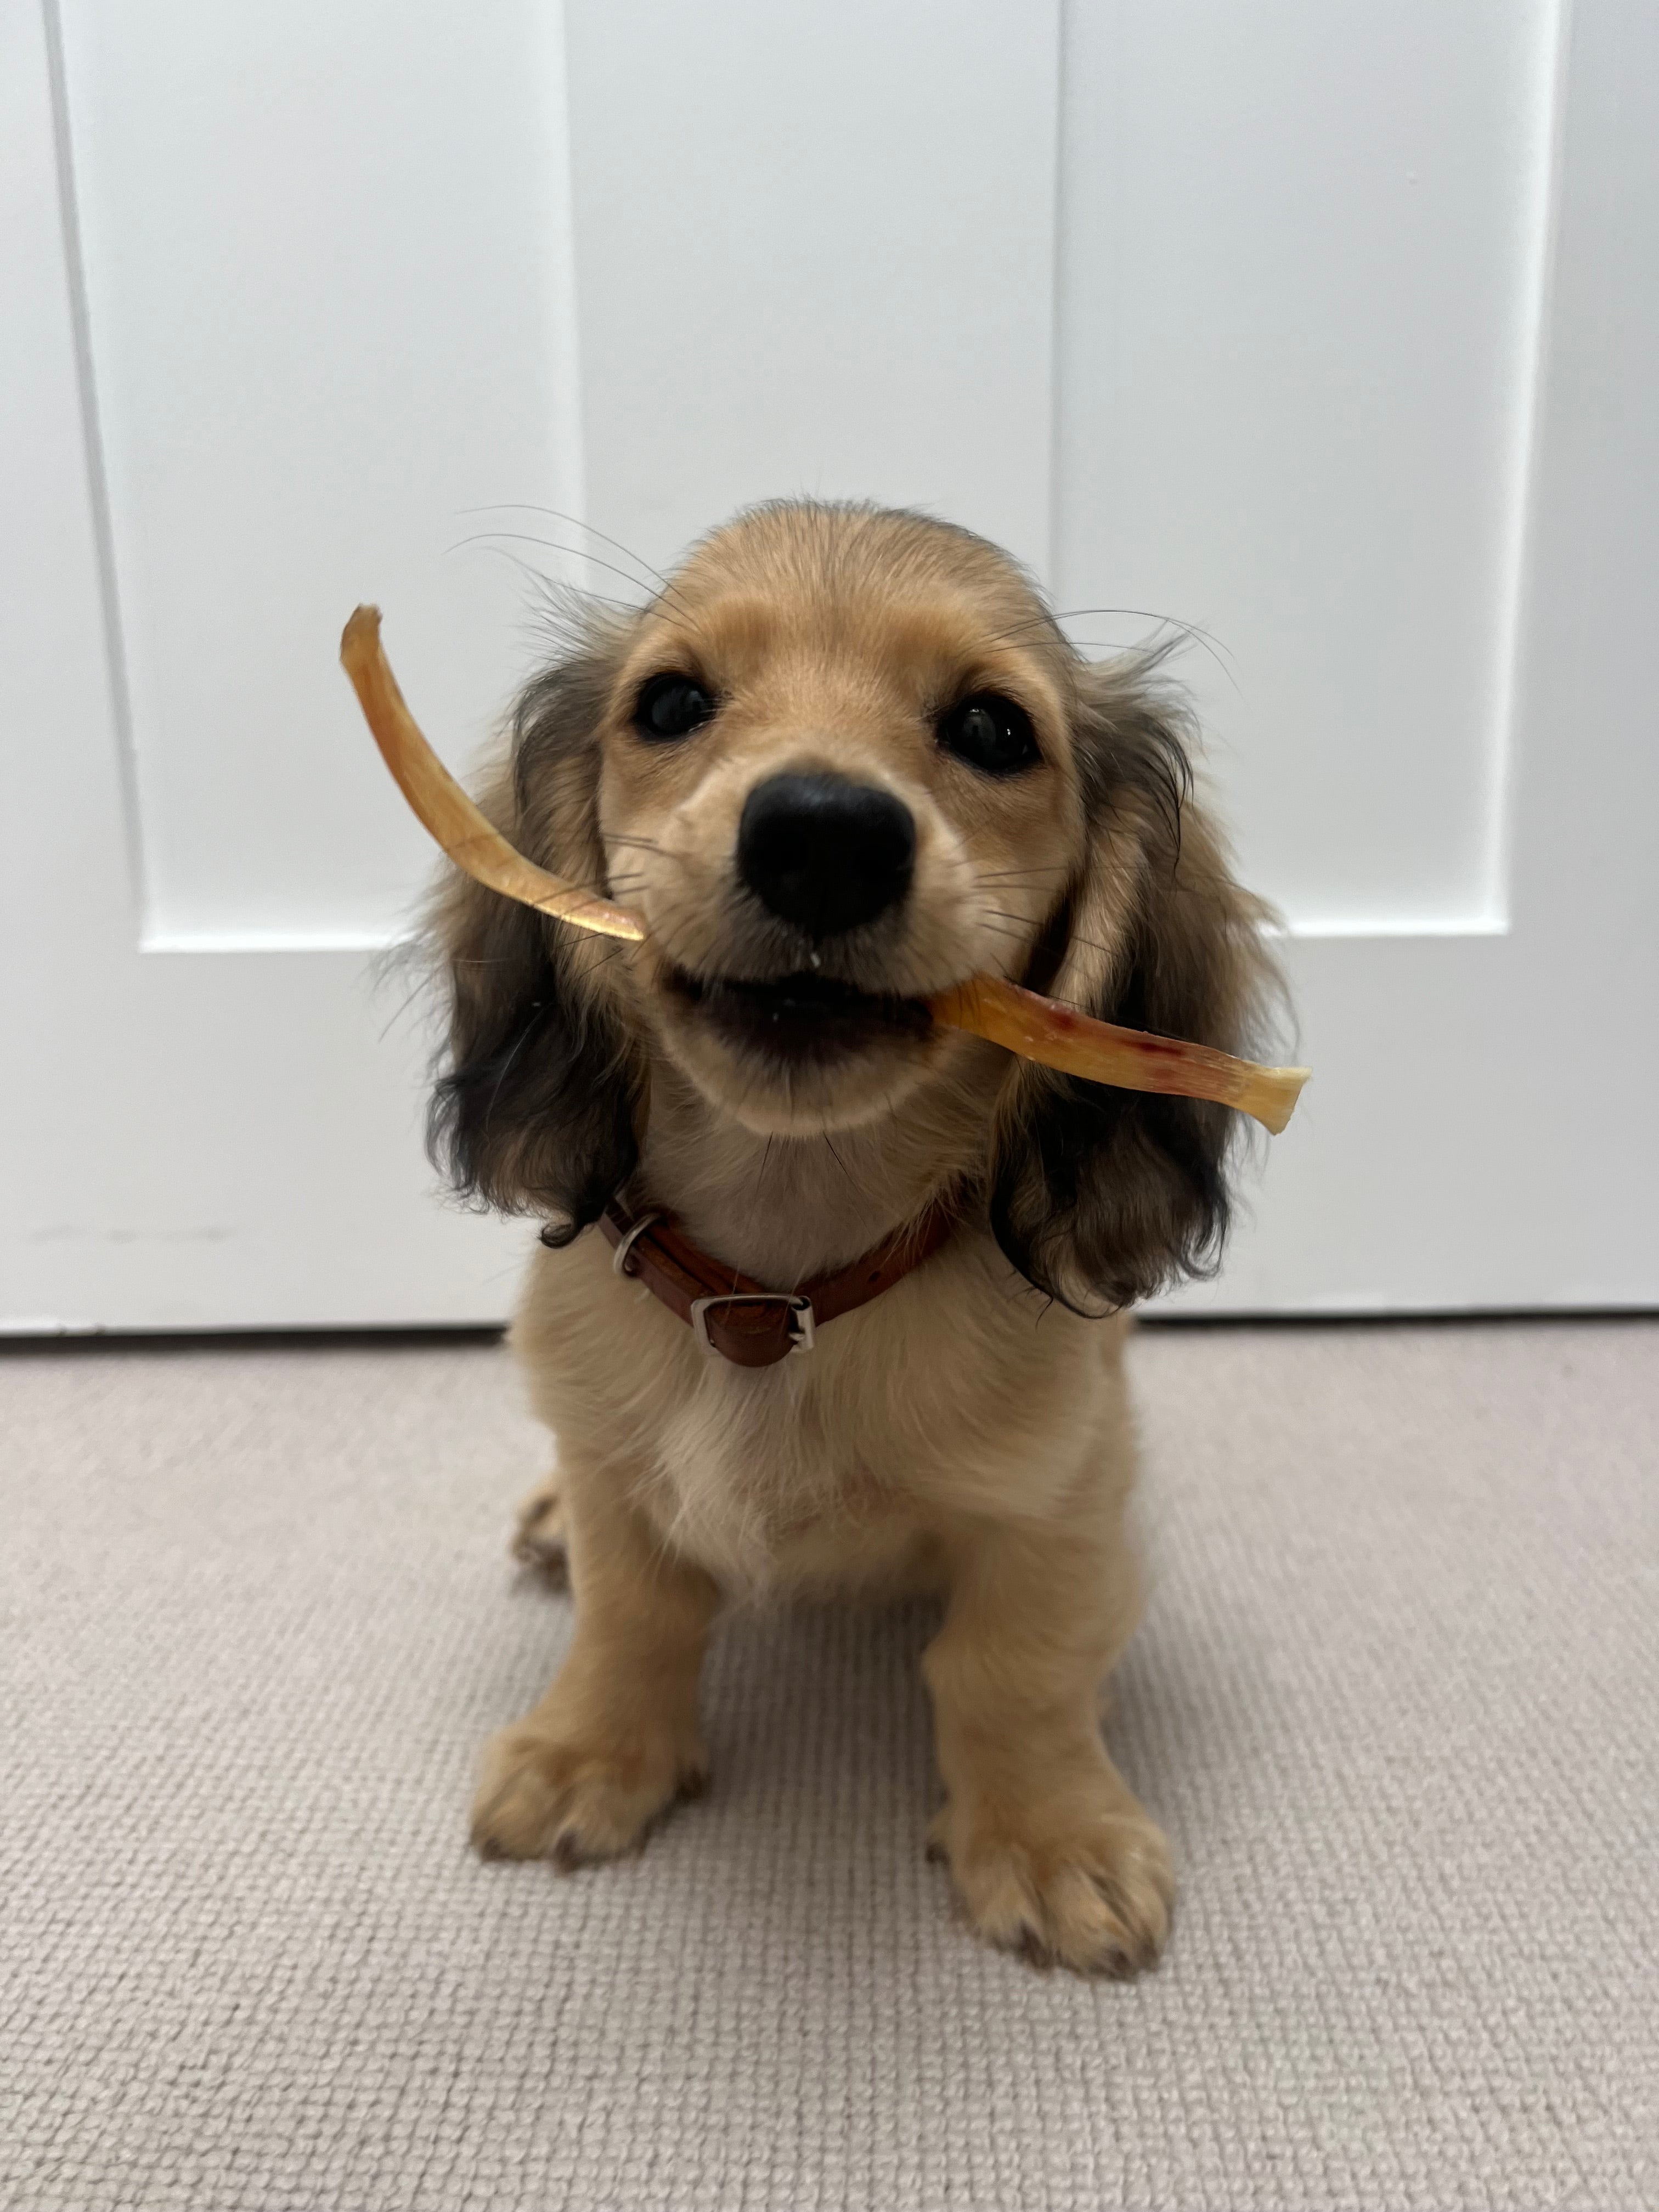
[931,976,1308,1136]
[341,607,643,943]
[341,605,1308,1132]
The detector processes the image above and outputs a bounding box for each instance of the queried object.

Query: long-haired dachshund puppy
[431,499,1279,1976]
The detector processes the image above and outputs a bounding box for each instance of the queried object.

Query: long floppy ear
[989,653,1284,1312]
[425,617,644,1244]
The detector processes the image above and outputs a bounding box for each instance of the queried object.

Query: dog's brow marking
[342,607,1310,1133]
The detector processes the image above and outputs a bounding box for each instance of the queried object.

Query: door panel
[3,0,528,1327]
[1053,0,1562,932]
[57,0,584,945]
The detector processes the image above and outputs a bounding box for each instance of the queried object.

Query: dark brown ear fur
[426,620,642,1243]
[989,654,1283,1313]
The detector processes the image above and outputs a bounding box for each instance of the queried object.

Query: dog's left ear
[989,655,1284,1313]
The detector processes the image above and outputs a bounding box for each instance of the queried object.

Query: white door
[4,0,1654,1330]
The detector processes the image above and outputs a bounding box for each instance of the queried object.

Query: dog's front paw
[930,1785,1175,1977]
[471,1718,708,1869]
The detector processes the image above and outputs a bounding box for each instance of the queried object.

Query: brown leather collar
[582,1193,957,1368]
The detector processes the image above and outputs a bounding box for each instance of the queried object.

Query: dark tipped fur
[989,657,1279,1314]
[426,618,644,1239]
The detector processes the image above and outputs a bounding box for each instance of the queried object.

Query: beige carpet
[2,1320,1655,2212]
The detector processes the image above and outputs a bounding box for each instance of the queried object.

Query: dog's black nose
[737,772,915,938]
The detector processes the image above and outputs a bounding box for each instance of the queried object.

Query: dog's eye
[633,673,717,741]
[937,693,1040,776]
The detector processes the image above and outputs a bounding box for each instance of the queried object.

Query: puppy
[431,500,1279,1976]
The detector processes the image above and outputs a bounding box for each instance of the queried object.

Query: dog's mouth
[663,966,934,1068]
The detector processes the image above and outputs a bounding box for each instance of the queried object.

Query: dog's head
[429,501,1279,1310]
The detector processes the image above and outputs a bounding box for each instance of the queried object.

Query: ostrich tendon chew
[341,605,1308,1133]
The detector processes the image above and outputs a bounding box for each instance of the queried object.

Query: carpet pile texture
[3,1319,1654,2210]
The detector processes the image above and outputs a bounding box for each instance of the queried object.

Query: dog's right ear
[425,625,643,1243]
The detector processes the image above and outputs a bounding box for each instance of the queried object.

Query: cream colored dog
[431,500,1278,1976]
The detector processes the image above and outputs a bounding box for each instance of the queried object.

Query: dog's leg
[472,1464,720,1867]
[509,1472,569,1584]
[922,1503,1174,1977]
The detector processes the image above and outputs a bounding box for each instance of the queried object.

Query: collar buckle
[689,1292,817,1357]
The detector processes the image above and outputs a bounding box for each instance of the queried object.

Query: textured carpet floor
[2,1320,1655,2212]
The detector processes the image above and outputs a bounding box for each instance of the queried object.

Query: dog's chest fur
[515,1229,1130,1596]
[633,1363,935,1589]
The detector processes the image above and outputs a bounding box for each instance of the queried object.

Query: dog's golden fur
[431,501,1280,1974]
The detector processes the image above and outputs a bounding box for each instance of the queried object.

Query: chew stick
[932,977,1307,1136]
[340,606,643,942]
[341,605,1308,1132]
